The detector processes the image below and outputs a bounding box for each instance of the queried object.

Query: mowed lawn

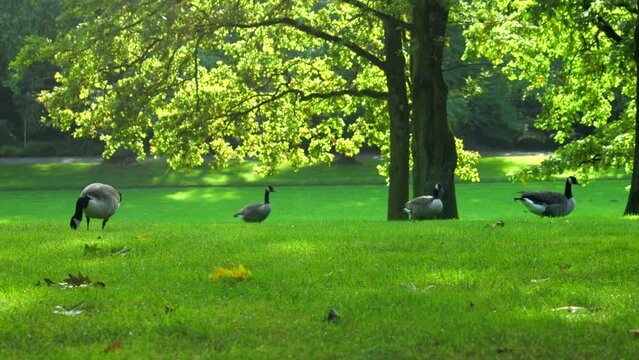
[1,157,639,358]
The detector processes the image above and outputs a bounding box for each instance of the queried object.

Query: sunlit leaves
[27,0,479,188]
[455,138,481,182]
[462,0,637,180]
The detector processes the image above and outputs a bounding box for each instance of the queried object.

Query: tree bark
[383,19,410,220]
[410,0,458,219]
[625,15,639,215]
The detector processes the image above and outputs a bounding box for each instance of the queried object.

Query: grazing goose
[70,183,122,230]
[234,185,275,223]
[514,176,580,217]
[402,183,444,220]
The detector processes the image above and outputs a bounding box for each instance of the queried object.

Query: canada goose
[402,183,444,220]
[70,183,122,230]
[514,176,580,217]
[234,185,275,223]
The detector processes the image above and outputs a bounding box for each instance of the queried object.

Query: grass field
[1,156,639,358]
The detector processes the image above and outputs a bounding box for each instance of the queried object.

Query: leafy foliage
[462,0,637,181]
[12,0,480,183]
[0,0,63,146]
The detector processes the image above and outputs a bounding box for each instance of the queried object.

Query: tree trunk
[23,117,27,149]
[383,19,410,220]
[410,0,458,219]
[625,15,639,215]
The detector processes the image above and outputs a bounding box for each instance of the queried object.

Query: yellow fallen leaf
[209,263,252,282]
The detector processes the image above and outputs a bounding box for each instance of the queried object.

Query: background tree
[462,0,639,214]
[0,0,61,149]
[14,0,481,219]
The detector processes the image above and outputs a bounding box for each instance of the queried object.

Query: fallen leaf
[136,234,151,241]
[209,263,252,282]
[552,306,594,313]
[42,272,105,289]
[323,269,346,277]
[402,283,435,292]
[53,302,86,316]
[326,308,340,323]
[84,244,100,255]
[84,244,131,257]
[530,278,549,283]
[104,340,122,353]
[559,263,572,270]
[627,330,639,336]
[111,246,131,256]
[491,220,505,228]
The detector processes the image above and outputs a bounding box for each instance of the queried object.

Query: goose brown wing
[82,183,120,201]
[520,191,566,205]
[404,196,433,210]
[235,203,261,216]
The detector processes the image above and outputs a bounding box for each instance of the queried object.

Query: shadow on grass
[0,158,385,191]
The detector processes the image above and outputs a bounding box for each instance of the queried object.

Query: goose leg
[86,216,90,230]
[102,218,109,230]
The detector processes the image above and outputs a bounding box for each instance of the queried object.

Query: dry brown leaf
[41,272,105,289]
[104,340,122,353]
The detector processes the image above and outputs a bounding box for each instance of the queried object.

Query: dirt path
[0,156,102,164]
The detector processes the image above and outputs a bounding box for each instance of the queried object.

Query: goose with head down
[70,183,121,230]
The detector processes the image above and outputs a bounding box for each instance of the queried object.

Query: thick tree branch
[216,17,385,70]
[443,62,493,72]
[193,32,207,115]
[340,0,413,31]
[297,88,387,101]
[596,15,623,43]
[217,87,386,120]
[107,0,166,36]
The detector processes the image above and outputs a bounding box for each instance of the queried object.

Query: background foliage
[0,0,552,159]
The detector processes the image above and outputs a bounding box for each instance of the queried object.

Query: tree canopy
[463,1,636,182]
[12,0,484,219]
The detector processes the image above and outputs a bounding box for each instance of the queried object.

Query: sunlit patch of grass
[2,220,639,358]
[1,155,631,193]
[267,240,319,257]
[1,156,638,357]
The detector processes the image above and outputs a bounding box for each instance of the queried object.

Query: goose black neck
[433,188,440,199]
[264,189,270,204]
[564,178,573,199]
[73,196,90,220]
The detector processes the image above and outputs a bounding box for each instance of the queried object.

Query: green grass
[0,158,386,191]
[2,219,639,358]
[0,155,628,192]
[1,156,638,358]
